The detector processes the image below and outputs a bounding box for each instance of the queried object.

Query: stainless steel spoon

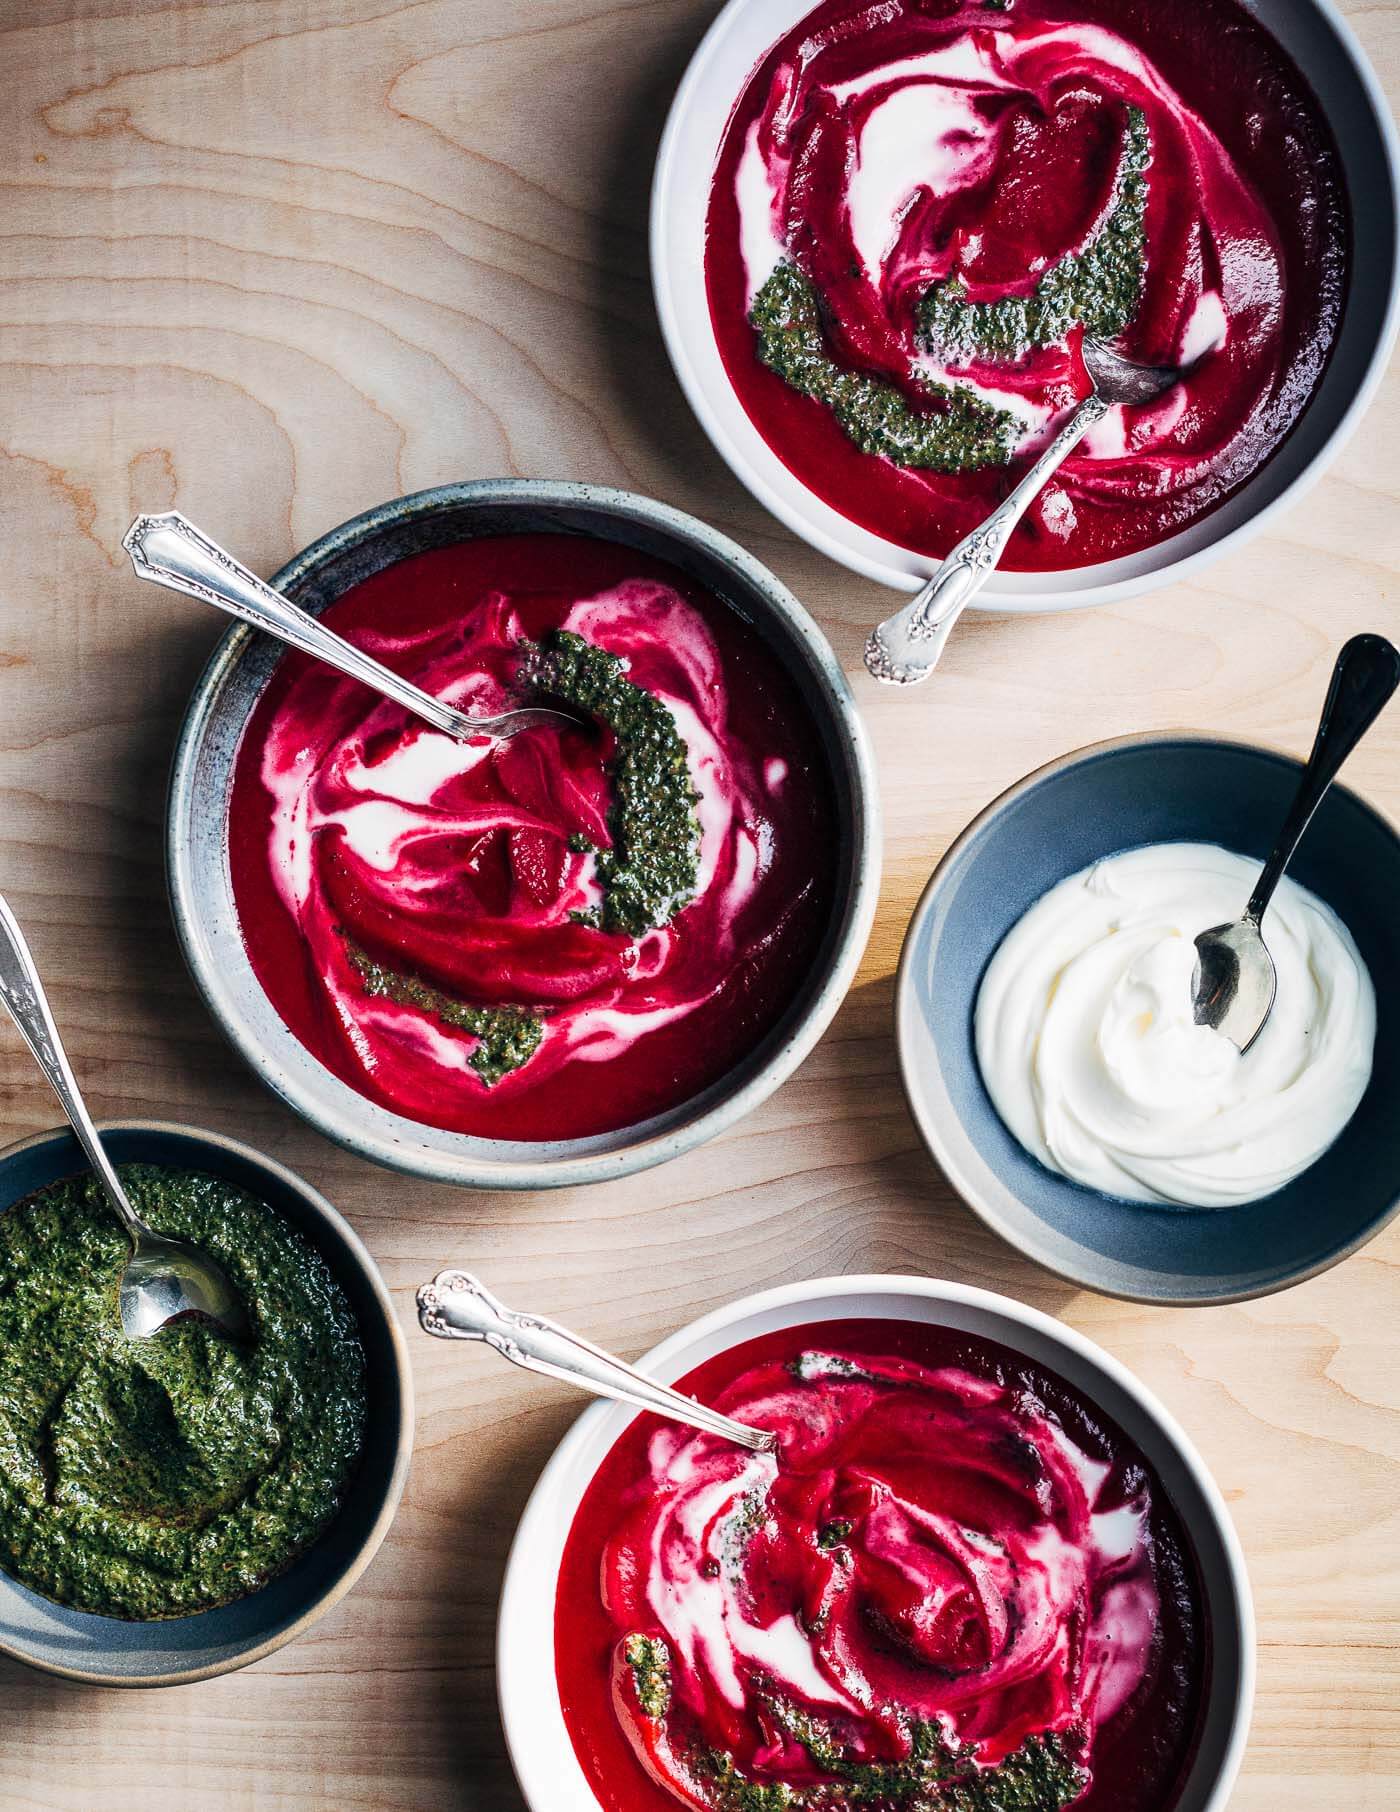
[865,340,1183,684]
[0,893,248,1342]
[1192,632,1400,1052]
[417,1268,777,1454]
[122,512,581,742]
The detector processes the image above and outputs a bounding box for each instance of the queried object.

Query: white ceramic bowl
[498,1274,1255,1811]
[652,0,1400,606]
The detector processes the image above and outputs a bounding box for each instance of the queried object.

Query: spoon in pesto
[121,512,583,742]
[0,893,249,1342]
[417,1269,777,1454]
[865,339,1184,684]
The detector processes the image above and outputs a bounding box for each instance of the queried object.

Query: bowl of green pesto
[0,1120,412,1686]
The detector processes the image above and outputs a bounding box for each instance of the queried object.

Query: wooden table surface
[2,1,1398,1806]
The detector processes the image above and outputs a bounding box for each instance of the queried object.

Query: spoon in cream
[865,339,1183,684]
[0,892,248,1342]
[1192,632,1400,1052]
[417,1269,777,1454]
[122,512,583,742]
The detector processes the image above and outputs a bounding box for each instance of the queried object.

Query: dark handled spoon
[122,512,583,742]
[1192,633,1400,1052]
[0,892,248,1342]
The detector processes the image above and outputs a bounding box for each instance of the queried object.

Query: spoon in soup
[1192,632,1400,1052]
[0,893,248,1342]
[417,1268,777,1454]
[865,338,1185,685]
[122,512,584,742]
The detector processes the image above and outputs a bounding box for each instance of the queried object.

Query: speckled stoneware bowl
[0,1121,412,1687]
[168,480,879,1189]
[653,0,1400,606]
[897,734,1400,1304]
[498,1275,1255,1812]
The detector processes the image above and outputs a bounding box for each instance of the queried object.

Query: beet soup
[556,1319,1208,1812]
[706,0,1349,570]
[227,535,839,1141]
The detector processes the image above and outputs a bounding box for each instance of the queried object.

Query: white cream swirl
[974,843,1375,1207]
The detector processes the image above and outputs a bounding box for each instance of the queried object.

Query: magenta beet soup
[227,534,838,1141]
[556,1319,1207,1812]
[706,0,1349,570]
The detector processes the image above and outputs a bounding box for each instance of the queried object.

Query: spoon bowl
[0,892,247,1343]
[1081,337,1182,406]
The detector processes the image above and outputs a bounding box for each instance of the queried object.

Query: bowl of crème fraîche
[896,733,1400,1305]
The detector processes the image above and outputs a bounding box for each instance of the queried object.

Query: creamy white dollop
[973,843,1376,1207]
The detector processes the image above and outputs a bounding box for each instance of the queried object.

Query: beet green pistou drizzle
[0,1166,366,1620]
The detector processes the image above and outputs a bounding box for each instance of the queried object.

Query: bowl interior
[652,0,1399,601]
[499,1278,1251,1812]
[170,482,876,1188]
[899,738,1400,1302]
[0,1123,410,1685]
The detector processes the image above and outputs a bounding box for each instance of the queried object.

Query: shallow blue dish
[0,1121,412,1685]
[897,734,1400,1305]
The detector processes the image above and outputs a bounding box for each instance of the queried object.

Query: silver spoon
[122,512,582,742]
[0,893,248,1342]
[417,1268,777,1455]
[1193,632,1400,1052]
[865,340,1183,684]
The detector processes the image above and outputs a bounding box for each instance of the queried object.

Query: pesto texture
[625,1632,673,1720]
[347,942,544,1086]
[749,263,1019,474]
[521,629,701,937]
[0,1166,366,1620]
[623,1570,1085,1808]
[919,108,1151,362]
[697,1715,1085,1810]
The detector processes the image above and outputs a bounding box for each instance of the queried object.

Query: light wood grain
[1,1,1397,1806]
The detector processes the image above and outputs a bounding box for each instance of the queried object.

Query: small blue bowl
[0,1121,412,1685]
[897,734,1400,1305]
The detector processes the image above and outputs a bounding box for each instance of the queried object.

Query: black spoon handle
[1247,633,1400,922]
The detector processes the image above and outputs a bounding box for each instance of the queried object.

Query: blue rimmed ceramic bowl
[0,1121,412,1686]
[167,480,879,1191]
[897,733,1400,1305]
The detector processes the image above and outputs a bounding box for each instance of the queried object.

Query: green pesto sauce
[626,1632,673,1720]
[626,1638,1086,1808]
[521,629,702,938]
[347,942,544,1086]
[749,108,1150,478]
[789,1350,877,1384]
[0,1166,366,1621]
[919,108,1151,363]
[749,262,1019,474]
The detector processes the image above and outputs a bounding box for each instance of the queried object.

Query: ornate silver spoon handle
[124,512,475,737]
[0,892,145,1243]
[417,1269,777,1455]
[865,392,1109,686]
[122,512,573,740]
